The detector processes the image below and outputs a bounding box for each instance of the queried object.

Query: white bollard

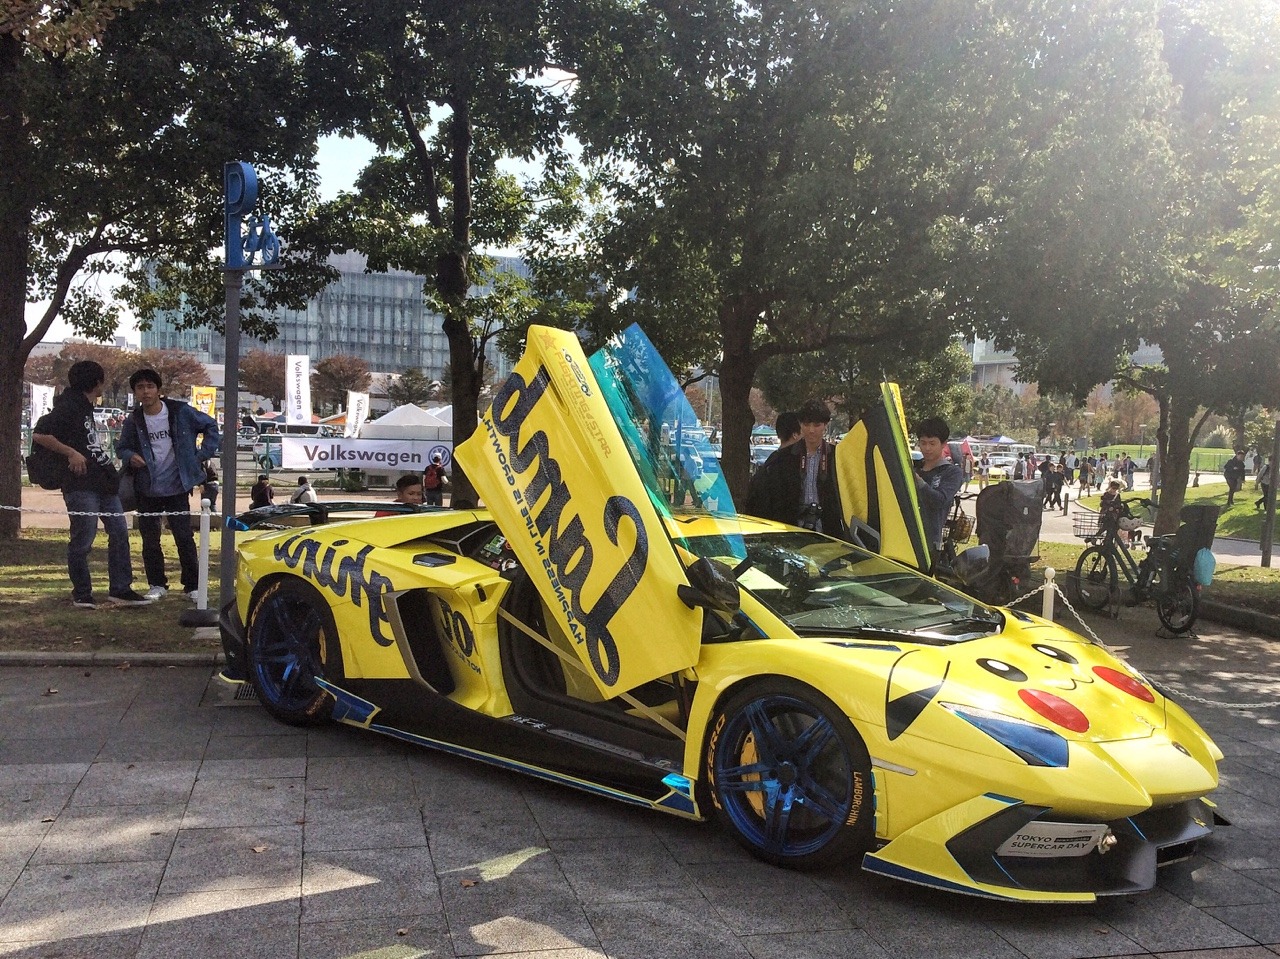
[1042,567,1056,620]
[197,499,211,611]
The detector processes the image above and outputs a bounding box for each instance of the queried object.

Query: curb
[0,650,225,667]
[1199,599,1280,639]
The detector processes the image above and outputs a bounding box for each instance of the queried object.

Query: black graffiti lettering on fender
[272,535,395,646]
[490,366,649,687]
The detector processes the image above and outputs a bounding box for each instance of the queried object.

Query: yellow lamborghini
[219,325,1220,902]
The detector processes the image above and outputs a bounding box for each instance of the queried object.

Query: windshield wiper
[797,625,953,644]
[920,615,1003,633]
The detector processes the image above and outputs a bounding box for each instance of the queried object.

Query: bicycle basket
[1072,513,1101,538]
[945,514,975,544]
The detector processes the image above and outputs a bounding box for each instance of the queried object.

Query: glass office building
[142,251,521,383]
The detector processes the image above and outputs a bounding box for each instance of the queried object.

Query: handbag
[118,466,151,512]
[25,444,66,490]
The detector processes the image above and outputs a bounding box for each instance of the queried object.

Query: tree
[386,368,436,409]
[0,0,328,536]
[755,341,974,434]
[138,348,210,398]
[278,0,582,506]
[239,350,286,408]
[558,0,1175,502]
[980,1,1280,531]
[969,386,1023,440]
[21,341,139,405]
[22,352,60,387]
[311,355,371,414]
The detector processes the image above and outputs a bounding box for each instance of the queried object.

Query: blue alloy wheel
[707,679,873,868]
[246,579,344,725]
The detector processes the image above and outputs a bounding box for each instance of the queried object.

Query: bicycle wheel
[1074,546,1116,610]
[1156,576,1199,634]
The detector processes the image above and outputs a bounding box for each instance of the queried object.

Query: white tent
[359,403,450,441]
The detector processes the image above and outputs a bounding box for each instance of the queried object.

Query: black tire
[246,578,345,725]
[1156,576,1199,634]
[705,678,874,869]
[1074,546,1116,610]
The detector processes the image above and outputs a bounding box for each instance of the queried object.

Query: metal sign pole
[183,162,279,628]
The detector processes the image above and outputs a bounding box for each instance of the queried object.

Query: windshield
[687,529,1001,640]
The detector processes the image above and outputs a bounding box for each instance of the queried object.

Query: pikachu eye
[1033,644,1077,665]
[978,658,1027,683]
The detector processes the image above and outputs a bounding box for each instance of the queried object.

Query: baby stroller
[968,479,1043,605]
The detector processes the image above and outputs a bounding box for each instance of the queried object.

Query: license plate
[997,822,1109,858]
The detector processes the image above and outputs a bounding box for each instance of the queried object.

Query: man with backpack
[31,360,151,608]
[422,454,448,506]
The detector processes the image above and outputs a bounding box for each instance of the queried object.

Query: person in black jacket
[31,361,151,608]
[249,473,274,509]
[1224,449,1247,507]
[743,400,846,538]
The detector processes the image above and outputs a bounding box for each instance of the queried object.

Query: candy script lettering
[273,536,395,646]
[488,366,648,686]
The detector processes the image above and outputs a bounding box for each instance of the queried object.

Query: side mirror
[677,556,741,613]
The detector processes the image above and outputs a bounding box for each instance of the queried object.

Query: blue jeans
[62,489,134,599]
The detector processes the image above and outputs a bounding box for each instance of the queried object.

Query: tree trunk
[1156,395,1195,536]
[717,302,763,505]
[0,33,31,539]
[440,96,480,507]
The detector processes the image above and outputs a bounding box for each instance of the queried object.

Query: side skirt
[316,678,703,821]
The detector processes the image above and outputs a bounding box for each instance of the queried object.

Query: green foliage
[387,368,436,409]
[1245,411,1279,455]
[756,341,974,432]
[1203,427,1232,450]
[0,0,335,535]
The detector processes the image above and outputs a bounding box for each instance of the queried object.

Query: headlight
[942,702,1069,768]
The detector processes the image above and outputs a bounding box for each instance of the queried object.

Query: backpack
[25,443,66,490]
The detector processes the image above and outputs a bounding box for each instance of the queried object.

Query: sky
[33,133,378,346]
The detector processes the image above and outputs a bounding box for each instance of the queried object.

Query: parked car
[750,439,780,470]
[220,324,1220,902]
[252,435,282,470]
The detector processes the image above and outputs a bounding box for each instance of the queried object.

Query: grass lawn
[0,529,223,655]
[1075,481,1272,539]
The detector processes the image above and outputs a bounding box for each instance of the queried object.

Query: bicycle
[1072,498,1218,634]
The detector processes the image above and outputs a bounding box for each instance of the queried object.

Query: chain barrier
[0,503,200,519]
[1007,573,1280,711]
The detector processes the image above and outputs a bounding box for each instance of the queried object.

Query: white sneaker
[144,585,168,601]
[186,590,201,602]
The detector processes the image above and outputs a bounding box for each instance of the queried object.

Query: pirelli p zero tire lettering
[246,578,345,726]
[706,678,874,869]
